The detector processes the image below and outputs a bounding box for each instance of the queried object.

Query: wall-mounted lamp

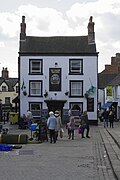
[55,62,58,67]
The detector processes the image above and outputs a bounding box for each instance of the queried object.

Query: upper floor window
[5,97,10,104]
[2,86,6,92]
[16,86,19,93]
[69,59,83,74]
[29,80,42,96]
[70,80,83,97]
[29,59,43,74]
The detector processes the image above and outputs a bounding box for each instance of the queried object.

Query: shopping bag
[77,126,83,134]
[60,128,64,138]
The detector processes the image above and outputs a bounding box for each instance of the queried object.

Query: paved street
[0,121,120,180]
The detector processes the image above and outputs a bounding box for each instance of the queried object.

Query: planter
[84,93,89,99]
[65,91,69,96]
[23,90,27,96]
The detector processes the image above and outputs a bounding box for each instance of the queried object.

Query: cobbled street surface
[0,123,117,180]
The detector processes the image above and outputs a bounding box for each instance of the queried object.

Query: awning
[101,102,113,109]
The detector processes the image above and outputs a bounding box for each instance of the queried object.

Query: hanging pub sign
[87,98,94,112]
[49,68,61,91]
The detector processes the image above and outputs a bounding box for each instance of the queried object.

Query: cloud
[0,0,120,76]
[0,12,20,38]
[0,42,5,47]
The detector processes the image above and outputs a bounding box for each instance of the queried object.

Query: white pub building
[18,16,98,125]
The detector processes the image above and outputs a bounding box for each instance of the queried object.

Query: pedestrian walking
[26,110,33,128]
[109,110,114,128]
[102,108,109,128]
[81,110,90,138]
[47,111,57,143]
[68,109,72,118]
[66,109,72,134]
[54,110,62,140]
[68,116,75,140]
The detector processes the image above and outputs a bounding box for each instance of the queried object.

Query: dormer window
[2,86,6,92]
[16,86,19,93]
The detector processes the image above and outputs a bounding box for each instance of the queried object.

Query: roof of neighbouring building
[98,73,118,89]
[107,73,120,86]
[19,36,97,55]
[0,78,18,91]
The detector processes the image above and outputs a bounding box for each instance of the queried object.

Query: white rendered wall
[20,55,98,120]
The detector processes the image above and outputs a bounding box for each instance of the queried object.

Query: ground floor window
[29,102,42,118]
[69,102,83,116]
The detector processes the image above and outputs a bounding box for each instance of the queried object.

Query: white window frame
[70,81,83,97]
[29,102,42,117]
[69,59,83,74]
[30,81,42,96]
[30,59,42,74]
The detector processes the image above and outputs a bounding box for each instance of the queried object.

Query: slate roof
[19,36,97,55]
[98,73,118,89]
[107,73,120,86]
[0,78,18,91]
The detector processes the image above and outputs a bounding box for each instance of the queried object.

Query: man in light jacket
[47,111,57,143]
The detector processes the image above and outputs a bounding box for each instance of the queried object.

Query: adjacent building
[0,67,18,113]
[98,53,120,119]
[18,16,98,124]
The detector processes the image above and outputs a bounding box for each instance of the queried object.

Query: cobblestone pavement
[99,121,120,180]
[0,122,119,180]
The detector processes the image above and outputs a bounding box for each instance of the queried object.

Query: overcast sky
[0,0,120,77]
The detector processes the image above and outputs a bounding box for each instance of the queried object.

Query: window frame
[29,102,42,118]
[69,102,83,113]
[29,59,43,75]
[69,59,83,75]
[2,86,7,92]
[5,97,10,104]
[69,80,83,97]
[29,80,43,97]
[16,86,19,93]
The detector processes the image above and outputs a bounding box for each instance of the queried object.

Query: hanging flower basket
[84,93,89,99]
[65,91,69,96]
[44,92,48,98]
[23,90,27,96]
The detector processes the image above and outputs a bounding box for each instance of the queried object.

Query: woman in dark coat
[109,110,114,128]
[81,110,90,138]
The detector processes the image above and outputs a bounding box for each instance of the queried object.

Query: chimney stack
[88,16,95,44]
[2,67,9,79]
[20,16,26,41]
